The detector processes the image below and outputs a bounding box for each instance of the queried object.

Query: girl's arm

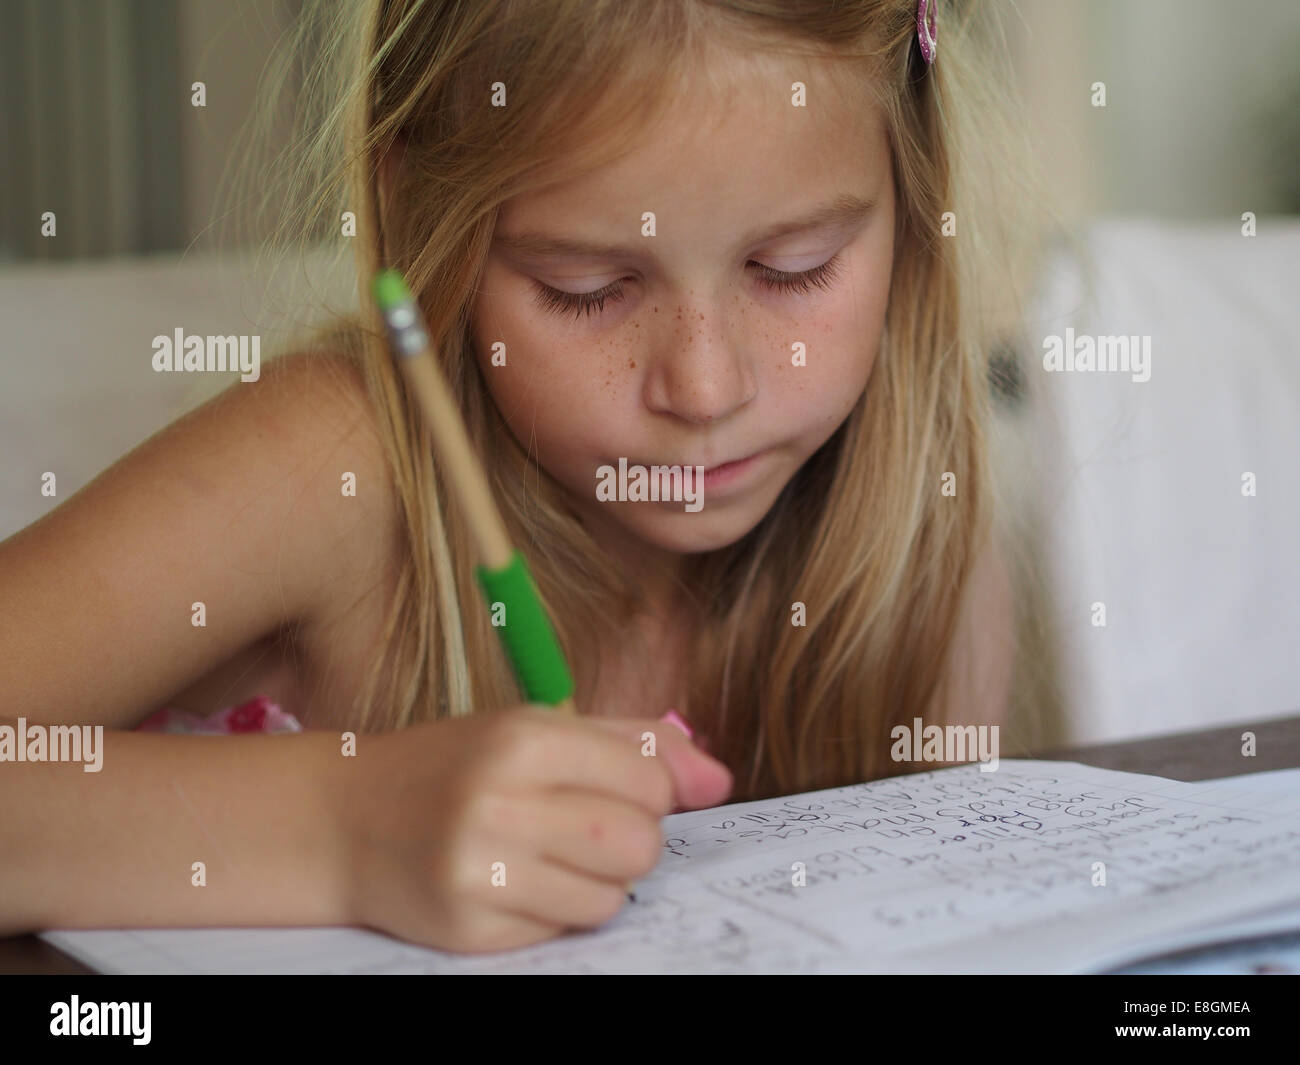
[0,727,352,934]
[0,351,395,932]
[0,351,390,728]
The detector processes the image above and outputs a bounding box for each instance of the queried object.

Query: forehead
[495,46,890,244]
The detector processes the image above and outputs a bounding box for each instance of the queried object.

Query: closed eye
[748,253,845,296]
[531,252,846,320]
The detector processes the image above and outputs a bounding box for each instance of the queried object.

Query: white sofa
[1022,217,1300,744]
[0,247,355,540]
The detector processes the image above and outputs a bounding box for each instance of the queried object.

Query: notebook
[39,759,1300,974]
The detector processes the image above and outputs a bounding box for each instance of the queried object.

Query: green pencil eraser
[372,269,412,311]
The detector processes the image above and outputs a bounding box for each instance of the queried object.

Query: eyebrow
[492,193,876,262]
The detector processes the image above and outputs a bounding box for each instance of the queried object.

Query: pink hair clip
[917,0,937,65]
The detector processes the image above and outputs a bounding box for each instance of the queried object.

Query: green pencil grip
[474,550,575,706]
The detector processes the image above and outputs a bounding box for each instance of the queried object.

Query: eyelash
[531,253,845,320]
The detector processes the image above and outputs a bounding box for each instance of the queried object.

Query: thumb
[584,715,732,812]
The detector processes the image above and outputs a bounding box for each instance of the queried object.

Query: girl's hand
[333,704,733,953]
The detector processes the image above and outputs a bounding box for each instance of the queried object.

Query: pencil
[370,268,636,901]
[371,269,576,713]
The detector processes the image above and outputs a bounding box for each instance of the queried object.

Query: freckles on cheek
[488,326,636,436]
[589,318,645,392]
[530,323,643,410]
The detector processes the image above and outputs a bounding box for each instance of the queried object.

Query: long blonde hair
[234,0,1042,802]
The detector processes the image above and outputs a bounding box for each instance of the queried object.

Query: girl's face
[470,51,895,573]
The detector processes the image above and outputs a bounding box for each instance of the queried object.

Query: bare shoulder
[204,351,400,650]
[219,347,402,618]
[0,346,399,728]
[241,348,395,521]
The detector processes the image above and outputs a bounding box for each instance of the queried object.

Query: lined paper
[40,760,1300,974]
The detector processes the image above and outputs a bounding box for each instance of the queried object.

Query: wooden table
[5,713,1297,974]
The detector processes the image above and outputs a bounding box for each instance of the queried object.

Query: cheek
[769,258,888,422]
[471,288,629,457]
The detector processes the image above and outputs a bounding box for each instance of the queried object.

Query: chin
[617,505,771,555]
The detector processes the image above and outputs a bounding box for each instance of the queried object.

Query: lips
[705,453,755,474]
[626,452,759,471]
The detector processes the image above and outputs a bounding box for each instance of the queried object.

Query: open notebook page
[40,759,1300,974]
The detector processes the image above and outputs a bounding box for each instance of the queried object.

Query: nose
[641,300,757,425]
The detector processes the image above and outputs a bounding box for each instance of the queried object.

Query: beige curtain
[0,0,182,261]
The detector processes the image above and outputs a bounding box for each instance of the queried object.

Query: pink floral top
[134,695,302,735]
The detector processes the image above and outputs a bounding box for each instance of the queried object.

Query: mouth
[701,450,766,489]
[617,450,764,473]
[703,450,763,475]
[600,449,771,501]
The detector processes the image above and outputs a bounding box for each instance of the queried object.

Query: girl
[0,0,1028,954]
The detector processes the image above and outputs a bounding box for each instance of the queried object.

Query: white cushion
[0,248,352,540]
[1028,217,1300,743]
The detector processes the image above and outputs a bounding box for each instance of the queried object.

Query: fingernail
[660,708,693,740]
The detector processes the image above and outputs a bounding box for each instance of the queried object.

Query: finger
[488,853,631,931]
[505,707,677,818]
[436,908,565,955]
[506,788,664,882]
[584,716,734,811]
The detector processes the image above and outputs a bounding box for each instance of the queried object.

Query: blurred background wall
[0,0,302,262]
[2,0,1299,264]
[1008,0,1300,226]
